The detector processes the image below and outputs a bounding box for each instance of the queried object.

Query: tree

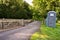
[0,0,32,19]
[33,0,47,21]
[22,1,33,19]
[33,0,60,21]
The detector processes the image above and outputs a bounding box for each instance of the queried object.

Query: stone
[46,11,56,27]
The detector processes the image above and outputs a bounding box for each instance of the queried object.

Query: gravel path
[0,21,40,40]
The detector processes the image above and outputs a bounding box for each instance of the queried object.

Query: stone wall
[0,19,32,29]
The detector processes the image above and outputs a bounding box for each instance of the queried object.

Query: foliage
[0,0,32,19]
[33,0,60,20]
[22,1,33,19]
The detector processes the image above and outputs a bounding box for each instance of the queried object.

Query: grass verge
[30,23,60,40]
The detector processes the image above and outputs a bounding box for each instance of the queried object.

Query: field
[30,23,60,40]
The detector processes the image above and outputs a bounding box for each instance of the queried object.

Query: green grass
[30,23,60,40]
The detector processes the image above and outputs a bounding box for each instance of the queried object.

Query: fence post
[22,19,24,26]
[2,18,5,29]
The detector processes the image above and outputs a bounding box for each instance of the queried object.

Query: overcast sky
[24,0,33,6]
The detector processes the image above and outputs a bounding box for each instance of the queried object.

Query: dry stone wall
[0,19,32,29]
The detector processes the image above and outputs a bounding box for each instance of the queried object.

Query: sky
[24,0,33,6]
